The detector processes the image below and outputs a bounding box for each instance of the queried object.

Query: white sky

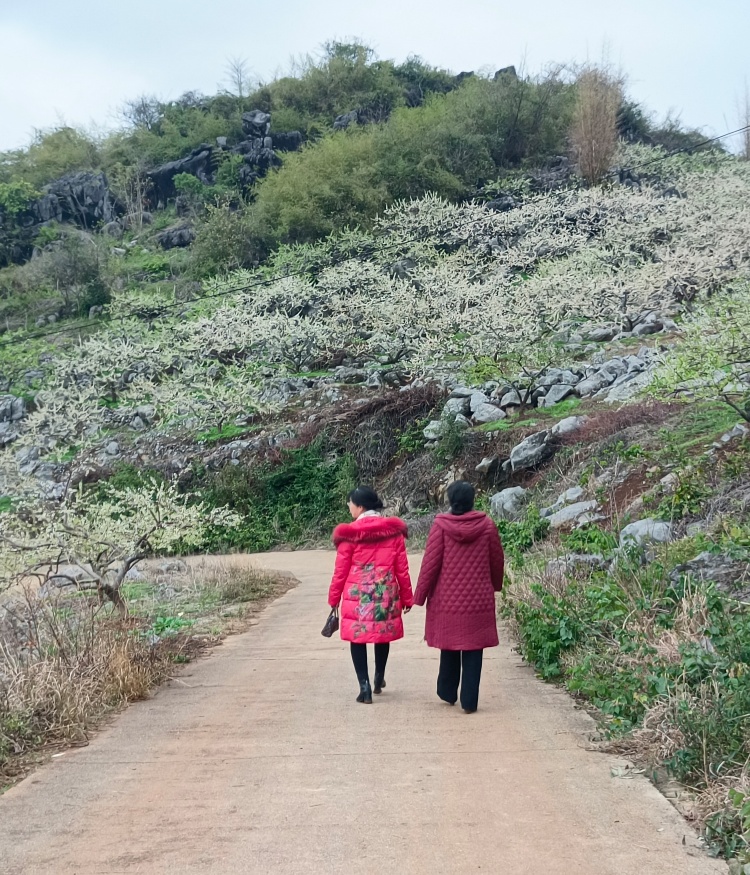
[0,0,747,152]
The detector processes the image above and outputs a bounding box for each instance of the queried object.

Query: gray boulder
[469,390,490,413]
[619,518,673,549]
[242,110,271,137]
[586,326,619,342]
[34,171,117,228]
[157,224,195,250]
[542,486,585,516]
[475,456,500,475]
[333,110,359,130]
[443,396,471,417]
[670,552,749,594]
[547,500,599,529]
[149,145,215,203]
[546,553,607,576]
[0,421,19,447]
[633,320,663,336]
[423,420,443,440]
[510,430,553,471]
[0,395,25,422]
[499,389,523,408]
[490,486,528,520]
[576,371,614,397]
[472,403,506,424]
[550,415,588,437]
[538,384,575,408]
[604,370,655,403]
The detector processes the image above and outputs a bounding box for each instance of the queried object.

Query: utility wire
[5,122,749,354]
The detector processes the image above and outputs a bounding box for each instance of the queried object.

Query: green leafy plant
[561,524,618,556]
[197,438,356,552]
[150,615,193,637]
[496,505,550,566]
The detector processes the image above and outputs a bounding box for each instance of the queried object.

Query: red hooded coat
[414,511,504,650]
[328,516,414,644]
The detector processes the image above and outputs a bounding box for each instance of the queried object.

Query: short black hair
[447,480,475,515]
[348,486,384,511]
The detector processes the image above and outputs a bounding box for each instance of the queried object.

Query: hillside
[0,44,749,863]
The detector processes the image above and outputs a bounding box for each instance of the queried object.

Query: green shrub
[1,126,100,188]
[197,439,356,551]
[189,199,260,277]
[0,180,39,215]
[250,130,387,244]
[561,524,618,556]
[496,505,550,566]
[16,233,110,315]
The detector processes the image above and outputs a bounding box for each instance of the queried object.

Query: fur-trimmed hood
[332,516,408,546]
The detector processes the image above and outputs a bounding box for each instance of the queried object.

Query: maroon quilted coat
[414,511,504,650]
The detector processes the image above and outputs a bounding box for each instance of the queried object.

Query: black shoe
[373,673,386,694]
[437,692,456,706]
[356,680,373,704]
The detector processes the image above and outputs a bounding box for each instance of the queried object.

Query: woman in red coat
[414,481,504,713]
[328,487,414,704]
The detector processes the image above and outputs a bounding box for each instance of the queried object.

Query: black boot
[373,672,386,694]
[356,679,373,704]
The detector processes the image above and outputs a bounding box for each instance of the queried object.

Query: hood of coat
[333,516,408,546]
[434,510,493,543]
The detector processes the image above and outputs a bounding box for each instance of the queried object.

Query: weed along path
[0,551,727,875]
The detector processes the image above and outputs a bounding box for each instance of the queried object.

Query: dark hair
[348,486,384,511]
[447,480,475,515]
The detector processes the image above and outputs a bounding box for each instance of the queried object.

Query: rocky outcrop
[157,223,196,250]
[148,111,303,204]
[148,144,216,206]
[333,110,359,130]
[34,171,118,229]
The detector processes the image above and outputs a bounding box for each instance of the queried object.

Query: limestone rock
[472,403,506,424]
[490,486,528,520]
[547,500,599,529]
[510,430,553,471]
[538,384,575,408]
[551,416,588,437]
[619,518,673,549]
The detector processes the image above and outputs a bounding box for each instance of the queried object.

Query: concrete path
[0,551,727,875]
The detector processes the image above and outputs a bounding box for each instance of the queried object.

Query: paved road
[0,551,727,874]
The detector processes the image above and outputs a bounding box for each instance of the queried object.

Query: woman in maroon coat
[414,481,504,712]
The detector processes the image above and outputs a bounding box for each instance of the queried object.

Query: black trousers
[350,642,390,682]
[437,649,484,711]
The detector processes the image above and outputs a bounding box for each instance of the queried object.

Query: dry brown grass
[0,564,289,786]
[571,64,623,185]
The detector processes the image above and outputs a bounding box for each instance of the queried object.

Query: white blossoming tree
[0,481,240,614]
[652,291,750,423]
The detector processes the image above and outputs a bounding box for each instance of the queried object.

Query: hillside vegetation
[0,41,749,864]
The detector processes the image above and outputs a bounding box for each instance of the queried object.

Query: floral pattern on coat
[349,565,401,639]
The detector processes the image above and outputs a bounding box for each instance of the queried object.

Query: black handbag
[321,607,339,638]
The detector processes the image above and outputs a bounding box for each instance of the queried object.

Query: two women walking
[327,482,505,711]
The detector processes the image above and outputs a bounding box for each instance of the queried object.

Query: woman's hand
[403,605,412,613]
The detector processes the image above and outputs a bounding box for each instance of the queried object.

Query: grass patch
[474,416,538,433]
[655,403,742,462]
[196,422,259,444]
[542,397,582,417]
